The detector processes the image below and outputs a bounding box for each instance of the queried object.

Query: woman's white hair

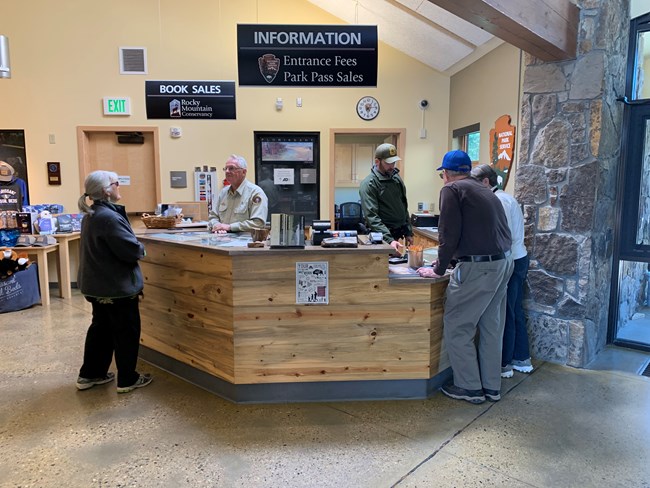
[78,170,118,214]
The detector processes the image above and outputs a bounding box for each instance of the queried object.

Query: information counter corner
[137,232,451,404]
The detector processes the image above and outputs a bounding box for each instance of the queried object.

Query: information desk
[412,227,439,250]
[137,232,450,403]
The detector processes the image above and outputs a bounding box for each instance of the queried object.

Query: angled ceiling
[307,0,505,76]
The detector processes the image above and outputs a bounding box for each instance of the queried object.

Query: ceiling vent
[119,47,147,75]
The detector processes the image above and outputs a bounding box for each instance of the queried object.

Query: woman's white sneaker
[512,358,534,373]
[501,365,514,378]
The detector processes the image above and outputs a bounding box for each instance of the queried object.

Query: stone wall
[516,0,629,367]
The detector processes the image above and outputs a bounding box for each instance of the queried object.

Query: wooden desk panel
[139,237,448,390]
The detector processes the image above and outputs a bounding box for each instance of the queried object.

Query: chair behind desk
[337,202,367,233]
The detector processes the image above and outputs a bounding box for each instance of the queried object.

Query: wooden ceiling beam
[426,0,579,61]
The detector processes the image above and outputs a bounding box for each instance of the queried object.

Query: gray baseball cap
[375,143,401,164]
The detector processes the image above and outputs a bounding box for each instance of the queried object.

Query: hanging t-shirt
[0,181,23,212]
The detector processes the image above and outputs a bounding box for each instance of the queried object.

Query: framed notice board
[254,131,320,225]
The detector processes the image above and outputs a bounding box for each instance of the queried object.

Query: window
[466,131,480,162]
[452,123,480,164]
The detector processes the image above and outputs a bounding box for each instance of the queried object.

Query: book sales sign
[237,24,377,87]
[145,81,236,119]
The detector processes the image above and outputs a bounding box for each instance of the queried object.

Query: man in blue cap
[418,150,513,404]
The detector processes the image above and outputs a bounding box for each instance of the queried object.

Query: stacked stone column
[515,0,628,366]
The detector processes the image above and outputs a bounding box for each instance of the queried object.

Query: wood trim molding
[76,125,161,208]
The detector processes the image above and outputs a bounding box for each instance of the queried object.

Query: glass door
[609,14,650,350]
[610,108,650,349]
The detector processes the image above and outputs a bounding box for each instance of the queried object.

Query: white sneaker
[501,365,514,378]
[76,372,115,390]
[512,358,534,373]
[117,374,153,393]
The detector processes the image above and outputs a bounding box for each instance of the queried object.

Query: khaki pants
[443,255,514,391]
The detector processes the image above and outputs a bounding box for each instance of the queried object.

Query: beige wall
[0,0,451,217]
[449,43,522,193]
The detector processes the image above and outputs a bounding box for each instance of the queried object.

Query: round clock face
[357,96,379,120]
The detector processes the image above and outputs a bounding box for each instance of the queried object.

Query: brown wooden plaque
[489,115,516,190]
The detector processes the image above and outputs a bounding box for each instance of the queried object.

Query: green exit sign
[103,97,131,115]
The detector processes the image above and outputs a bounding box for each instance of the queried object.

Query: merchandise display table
[51,232,81,299]
[17,244,61,306]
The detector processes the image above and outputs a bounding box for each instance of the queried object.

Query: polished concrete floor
[1,292,650,488]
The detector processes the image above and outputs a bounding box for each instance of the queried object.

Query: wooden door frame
[76,126,162,208]
[328,128,405,223]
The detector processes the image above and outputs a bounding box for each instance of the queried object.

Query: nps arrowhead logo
[258,54,280,83]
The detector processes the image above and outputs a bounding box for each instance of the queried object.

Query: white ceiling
[307,0,504,75]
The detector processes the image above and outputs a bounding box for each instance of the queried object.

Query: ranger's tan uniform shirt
[208,179,268,232]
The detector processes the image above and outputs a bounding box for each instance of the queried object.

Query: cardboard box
[172,201,209,221]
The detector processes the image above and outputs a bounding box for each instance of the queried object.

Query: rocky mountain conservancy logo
[169,99,181,118]
[258,54,280,83]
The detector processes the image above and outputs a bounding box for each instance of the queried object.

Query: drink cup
[408,250,424,269]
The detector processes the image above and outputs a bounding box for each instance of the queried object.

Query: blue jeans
[502,255,530,366]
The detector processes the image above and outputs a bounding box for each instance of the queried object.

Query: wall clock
[356,96,380,120]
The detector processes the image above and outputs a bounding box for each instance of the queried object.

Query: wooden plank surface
[142,261,233,306]
[140,241,448,386]
[143,240,233,277]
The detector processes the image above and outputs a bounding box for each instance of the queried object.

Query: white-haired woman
[75,170,152,393]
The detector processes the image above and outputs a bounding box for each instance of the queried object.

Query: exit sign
[103,97,131,115]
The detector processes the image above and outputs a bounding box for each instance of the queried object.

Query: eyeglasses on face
[438,171,445,179]
[109,181,120,187]
[223,166,243,172]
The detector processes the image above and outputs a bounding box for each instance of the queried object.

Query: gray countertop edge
[138,234,394,255]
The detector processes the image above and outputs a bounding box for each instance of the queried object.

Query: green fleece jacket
[359,166,412,244]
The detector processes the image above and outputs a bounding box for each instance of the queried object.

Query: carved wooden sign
[489,114,516,189]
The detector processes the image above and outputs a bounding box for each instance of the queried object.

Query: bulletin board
[254,131,320,225]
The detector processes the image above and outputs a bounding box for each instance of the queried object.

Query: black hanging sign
[145,80,236,119]
[237,24,377,87]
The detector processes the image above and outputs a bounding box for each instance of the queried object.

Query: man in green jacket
[359,143,413,253]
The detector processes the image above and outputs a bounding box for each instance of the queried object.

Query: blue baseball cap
[437,150,472,172]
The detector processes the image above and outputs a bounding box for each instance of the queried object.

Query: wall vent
[119,47,147,75]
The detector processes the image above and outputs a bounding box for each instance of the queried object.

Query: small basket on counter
[140,213,182,229]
